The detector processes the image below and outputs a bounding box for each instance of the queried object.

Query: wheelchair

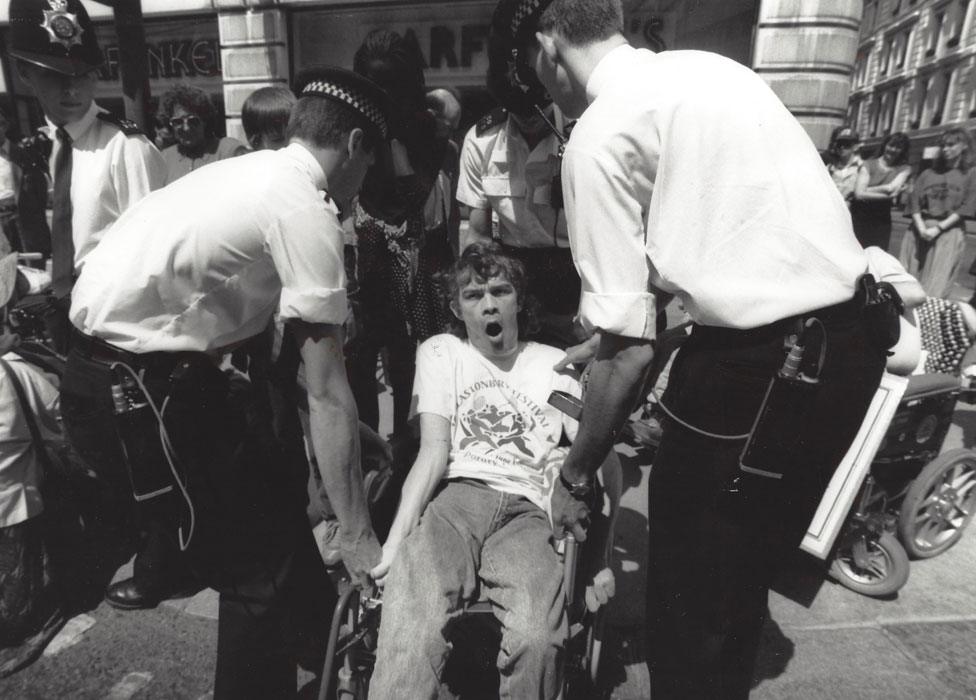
[317,458,621,700]
[824,296,976,596]
[825,372,976,597]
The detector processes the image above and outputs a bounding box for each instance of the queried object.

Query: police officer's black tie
[51,126,74,299]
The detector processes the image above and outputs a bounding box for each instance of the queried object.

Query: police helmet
[9,0,103,77]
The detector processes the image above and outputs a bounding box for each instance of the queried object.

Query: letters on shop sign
[405,23,490,70]
[98,39,221,82]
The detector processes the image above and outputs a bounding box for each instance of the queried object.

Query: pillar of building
[753,0,863,150]
[215,0,290,143]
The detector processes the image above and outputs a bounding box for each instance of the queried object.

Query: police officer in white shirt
[62,67,390,699]
[499,1,893,698]
[8,0,166,348]
[457,11,580,347]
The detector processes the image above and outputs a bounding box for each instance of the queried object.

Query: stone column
[753,0,863,150]
[215,0,290,143]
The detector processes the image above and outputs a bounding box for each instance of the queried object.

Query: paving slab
[751,626,956,700]
[883,620,976,699]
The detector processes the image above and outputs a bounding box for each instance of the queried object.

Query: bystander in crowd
[850,132,911,251]
[157,85,246,183]
[902,127,976,298]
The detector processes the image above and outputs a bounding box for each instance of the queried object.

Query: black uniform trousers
[60,335,334,699]
[647,306,885,699]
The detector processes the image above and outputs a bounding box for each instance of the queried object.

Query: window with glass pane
[947,0,969,46]
[927,10,946,56]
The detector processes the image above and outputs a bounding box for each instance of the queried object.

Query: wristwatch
[559,471,595,500]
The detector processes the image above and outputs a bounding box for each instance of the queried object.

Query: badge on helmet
[9,0,102,77]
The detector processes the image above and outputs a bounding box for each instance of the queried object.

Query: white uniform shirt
[0,353,60,527]
[45,102,166,275]
[413,334,580,512]
[457,115,569,248]
[563,46,868,339]
[70,143,348,353]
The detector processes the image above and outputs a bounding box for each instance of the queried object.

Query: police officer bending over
[60,67,389,699]
[498,0,894,698]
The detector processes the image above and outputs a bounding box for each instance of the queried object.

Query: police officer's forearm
[295,321,374,537]
[560,333,655,483]
[308,392,373,537]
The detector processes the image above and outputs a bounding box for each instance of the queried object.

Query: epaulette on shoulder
[476,107,508,136]
[97,112,143,136]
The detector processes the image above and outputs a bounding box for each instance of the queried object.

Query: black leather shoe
[104,578,164,610]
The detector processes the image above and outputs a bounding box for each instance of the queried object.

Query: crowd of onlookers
[823,123,976,300]
[823,123,976,378]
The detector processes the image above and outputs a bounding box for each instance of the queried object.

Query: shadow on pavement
[751,609,795,690]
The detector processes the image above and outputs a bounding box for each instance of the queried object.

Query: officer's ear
[450,298,462,321]
[346,127,366,159]
[535,32,558,63]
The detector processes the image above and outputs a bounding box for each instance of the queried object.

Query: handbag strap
[0,355,53,471]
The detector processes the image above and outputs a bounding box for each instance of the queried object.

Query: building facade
[850,0,975,158]
[0,0,857,149]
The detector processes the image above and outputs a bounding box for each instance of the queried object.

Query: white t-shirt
[563,46,868,339]
[414,334,580,512]
[70,143,348,353]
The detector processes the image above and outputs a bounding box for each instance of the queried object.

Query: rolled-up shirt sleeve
[270,203,348,324]
[562,145,656,340]
[456,126,488,209]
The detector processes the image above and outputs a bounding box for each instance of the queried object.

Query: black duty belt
[691,291,864,350]
[71,328,189,375]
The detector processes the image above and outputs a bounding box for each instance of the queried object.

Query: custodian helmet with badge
[9,0,103,76]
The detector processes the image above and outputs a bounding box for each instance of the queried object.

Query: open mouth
[485,322,502,338]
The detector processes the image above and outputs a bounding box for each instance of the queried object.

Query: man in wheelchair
[368,242,600,699]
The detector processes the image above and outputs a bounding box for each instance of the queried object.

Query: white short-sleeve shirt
[45,102,167,275]
[562,46,868,340]
[70,143,348,353]
[414,334,580,512]
[457,114,569,248]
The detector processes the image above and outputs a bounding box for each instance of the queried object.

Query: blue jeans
[369,480,567,700]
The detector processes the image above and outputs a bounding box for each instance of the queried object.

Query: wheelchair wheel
[828,531,910,597]
[897,448,976,559]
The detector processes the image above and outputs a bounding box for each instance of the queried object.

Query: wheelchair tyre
[828,531,910,598]
[897,448,976,559]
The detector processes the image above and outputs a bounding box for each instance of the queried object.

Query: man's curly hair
[444,242,540,339]
[159,84,218,137]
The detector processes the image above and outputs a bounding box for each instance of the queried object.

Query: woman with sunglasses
[157,85,246,184]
